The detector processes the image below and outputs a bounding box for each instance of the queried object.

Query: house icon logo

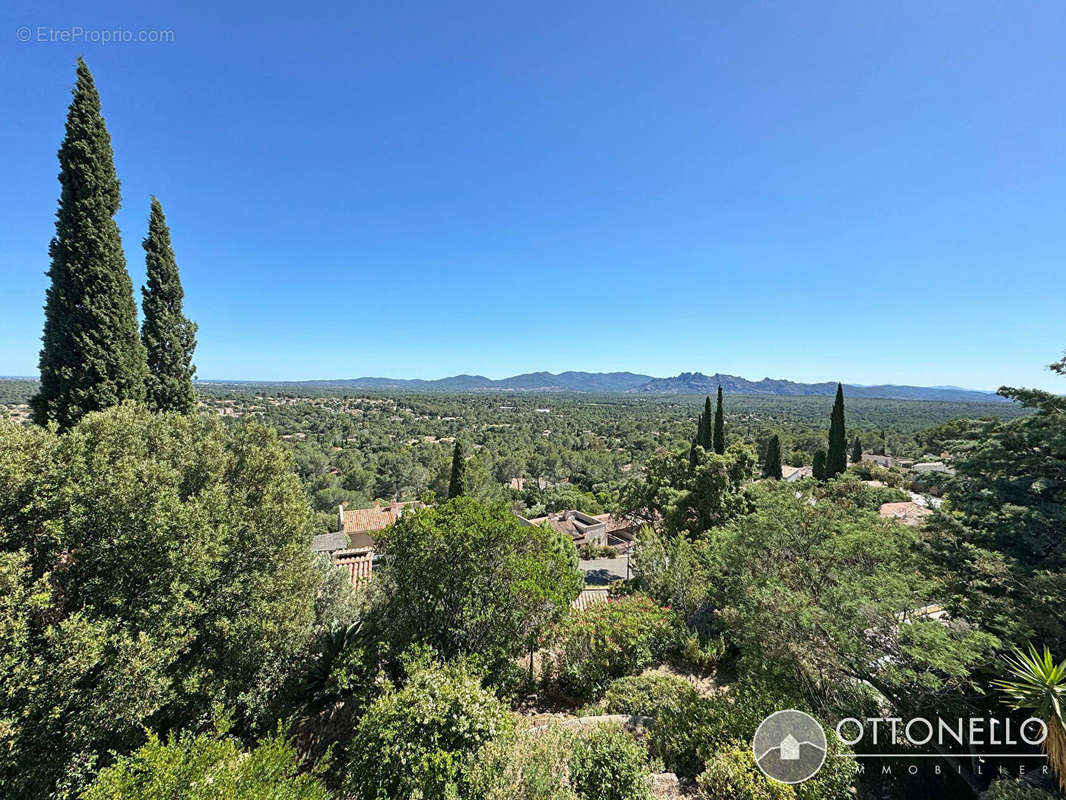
[752,710,827,784]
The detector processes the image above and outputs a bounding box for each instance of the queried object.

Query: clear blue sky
[2,1,1063,390]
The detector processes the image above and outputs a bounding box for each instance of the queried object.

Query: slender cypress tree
[850,436,863,464]
[812,449,827,481]
[689,439,698,469]
[32,59,147,428]
[762,434,783,479]
[698,397,712,450]
[826,382,847,478]
[141,197,198,413]
[448,441,466,499]
[712,385,725,454]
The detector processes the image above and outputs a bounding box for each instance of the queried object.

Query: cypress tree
[698,397,712,450]
[141,197,198,413]
[689,439,698,468]
[448,441,466,499]
[813,449,827,481]
[762,434,783,479]
[712,385,725,454]
[32,59,147,428]
[826,382,847,478]
[850,436,863,464]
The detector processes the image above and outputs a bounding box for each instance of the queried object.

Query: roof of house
[572,588,610,611]
[781,465,813,481]
[342,501,419,534]
[311,531,349,553]
[333,548,375,588]
[879,501,933,526]
[912,462,954,474]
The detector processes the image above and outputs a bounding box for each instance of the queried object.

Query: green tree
[812,449,827,481]
[141,197,198,413]
[699,397,713,450]
[448,440,466,498]
[371,498,582,672]
[0,406,329,798]
[762,434,783,480]
[850,435,862,464]
[31,59,147,429]
[825,383,847,477]
[713,386,725,455]
[993,644,1066,792]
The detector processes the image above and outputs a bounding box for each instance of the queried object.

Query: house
[911,461,954,476]
[781,465,813,482]
[520,510,608,547]
[879,501,933,526]
[311,531,349,555]
[518,510,641,550]
[861,453,894,468]
[337,500,420,550]
[333,548,375,589]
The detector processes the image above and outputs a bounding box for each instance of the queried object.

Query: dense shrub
[593,673,701,719]
[471,724,579,800]
[81,725,327,800]
[981,777,1062,799]
[695,745,794,800]
[342,652,514,800]
[568,724,653,800]
[544,595,674,700]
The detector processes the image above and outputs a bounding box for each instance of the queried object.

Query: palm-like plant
[992,644,1066,792]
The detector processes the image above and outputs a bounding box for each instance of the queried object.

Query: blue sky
[1,1,1064,390]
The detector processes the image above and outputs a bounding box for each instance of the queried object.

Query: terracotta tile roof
[572,588,610,611]
[342,501,422,535]
[334,548,375,589]
[879,501,933,526]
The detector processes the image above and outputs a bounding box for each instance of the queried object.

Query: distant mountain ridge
[263,370,1006,403]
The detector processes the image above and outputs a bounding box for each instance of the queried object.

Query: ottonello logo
[753,710,828,784]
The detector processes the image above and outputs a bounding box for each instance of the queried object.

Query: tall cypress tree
[448,441,466,499]
[698,397,712,450]
[850,436,863,464]
[141,197,198,413]
[32,59,147,428]
[712,385,725,454]
[762,434,783,479]
[812,449,827,482]
[826,382,847,478]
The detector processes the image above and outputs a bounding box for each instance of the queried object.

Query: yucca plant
[992,644,1066,792]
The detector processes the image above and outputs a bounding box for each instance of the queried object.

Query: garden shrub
[695,745,794,800]
[544,594,674,701]
[342,652,514,800]
[982,777,1061,799]
[471,724,578,800]
[82,725,327,800]
[568,724,653,800]
[594,673,700,719]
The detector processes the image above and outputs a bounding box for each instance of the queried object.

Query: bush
[471,724,579,800]
[568,724,652,800]
[82,724,327,800]
[342,651,514,800]
[695,745,794,800]
[544,595,675,701]
[982,777,1062,799]
[594,673,700,719]
[649,676,805,779]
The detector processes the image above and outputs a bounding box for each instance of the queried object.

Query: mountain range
[238,371,1007,403]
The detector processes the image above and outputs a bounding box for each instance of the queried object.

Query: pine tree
[850,436,863,464]
[813,449,827,481]
[32,59,147,428]
[141,197,198,413]
[712,385,725,454]
[762,434,783,479]
[826,382,847,478]
[698,397,712,450]
[448,441,466,498]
